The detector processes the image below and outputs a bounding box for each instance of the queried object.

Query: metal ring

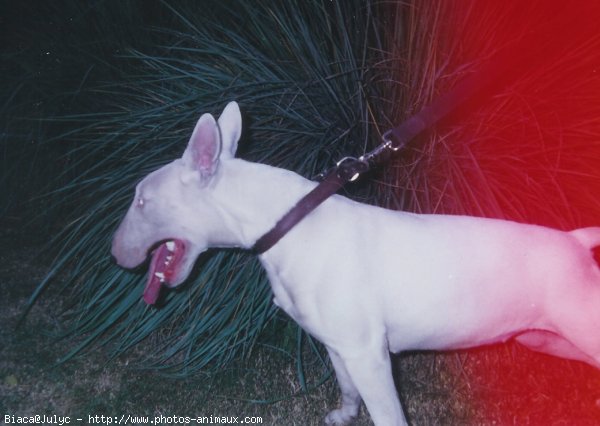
[382,130,403,151]
[336,157,368,182]
[336,156,358,167]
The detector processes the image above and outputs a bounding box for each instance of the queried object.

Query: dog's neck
[210,158,318,251]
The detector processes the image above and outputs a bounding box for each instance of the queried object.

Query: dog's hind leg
[525,254,600,369]
[517,233,600,369]
[549,300,600,370]
[324,347,361,425]
[515,330,600,368]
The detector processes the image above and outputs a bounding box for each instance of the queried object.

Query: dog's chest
[262,261,300,316]
[259,255,325,334]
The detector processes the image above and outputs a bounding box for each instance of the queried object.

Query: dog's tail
[570,227,600,249]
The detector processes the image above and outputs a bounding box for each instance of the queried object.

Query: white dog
[112,102,600,425]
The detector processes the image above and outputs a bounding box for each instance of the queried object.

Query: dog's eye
[136,197,145,208]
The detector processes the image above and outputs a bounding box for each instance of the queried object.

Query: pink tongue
[144,240,181,305]
[143,273,162,305]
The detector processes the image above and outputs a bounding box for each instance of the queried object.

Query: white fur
[112,102,600,425]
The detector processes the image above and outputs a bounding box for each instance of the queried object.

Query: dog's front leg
[331,343,408,426]
[325,347,361,425]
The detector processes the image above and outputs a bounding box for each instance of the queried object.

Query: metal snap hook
[382,130,404,151]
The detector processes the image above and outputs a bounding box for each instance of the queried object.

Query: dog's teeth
[165,241,176,251]
[154,272,165,279]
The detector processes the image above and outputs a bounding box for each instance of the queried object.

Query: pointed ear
[182,113,222,179]
[217,101,242,159]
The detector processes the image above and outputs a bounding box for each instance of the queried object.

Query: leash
[253,53,513,254]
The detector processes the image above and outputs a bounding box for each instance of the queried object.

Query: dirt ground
[3,220,600,425]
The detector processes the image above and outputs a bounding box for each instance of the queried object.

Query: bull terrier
[112,101,600,425]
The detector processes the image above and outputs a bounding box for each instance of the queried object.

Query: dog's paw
[324,408,356,425]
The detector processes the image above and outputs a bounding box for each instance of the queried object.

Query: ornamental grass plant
[24,0,392,378]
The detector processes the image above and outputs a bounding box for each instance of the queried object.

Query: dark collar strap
[252,165,349,254]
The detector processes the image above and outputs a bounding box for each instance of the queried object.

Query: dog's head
[111,102,242,304]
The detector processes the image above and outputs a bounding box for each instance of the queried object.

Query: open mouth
[145,239,186,305]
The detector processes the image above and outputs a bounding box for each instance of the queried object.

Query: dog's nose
[111,221,150,269]
[110,253,121,266]
[111,233,136,268]
[110,239,128,267]
[111,244,145,269]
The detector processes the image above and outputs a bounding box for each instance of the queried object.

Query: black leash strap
[253,54,511,254]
